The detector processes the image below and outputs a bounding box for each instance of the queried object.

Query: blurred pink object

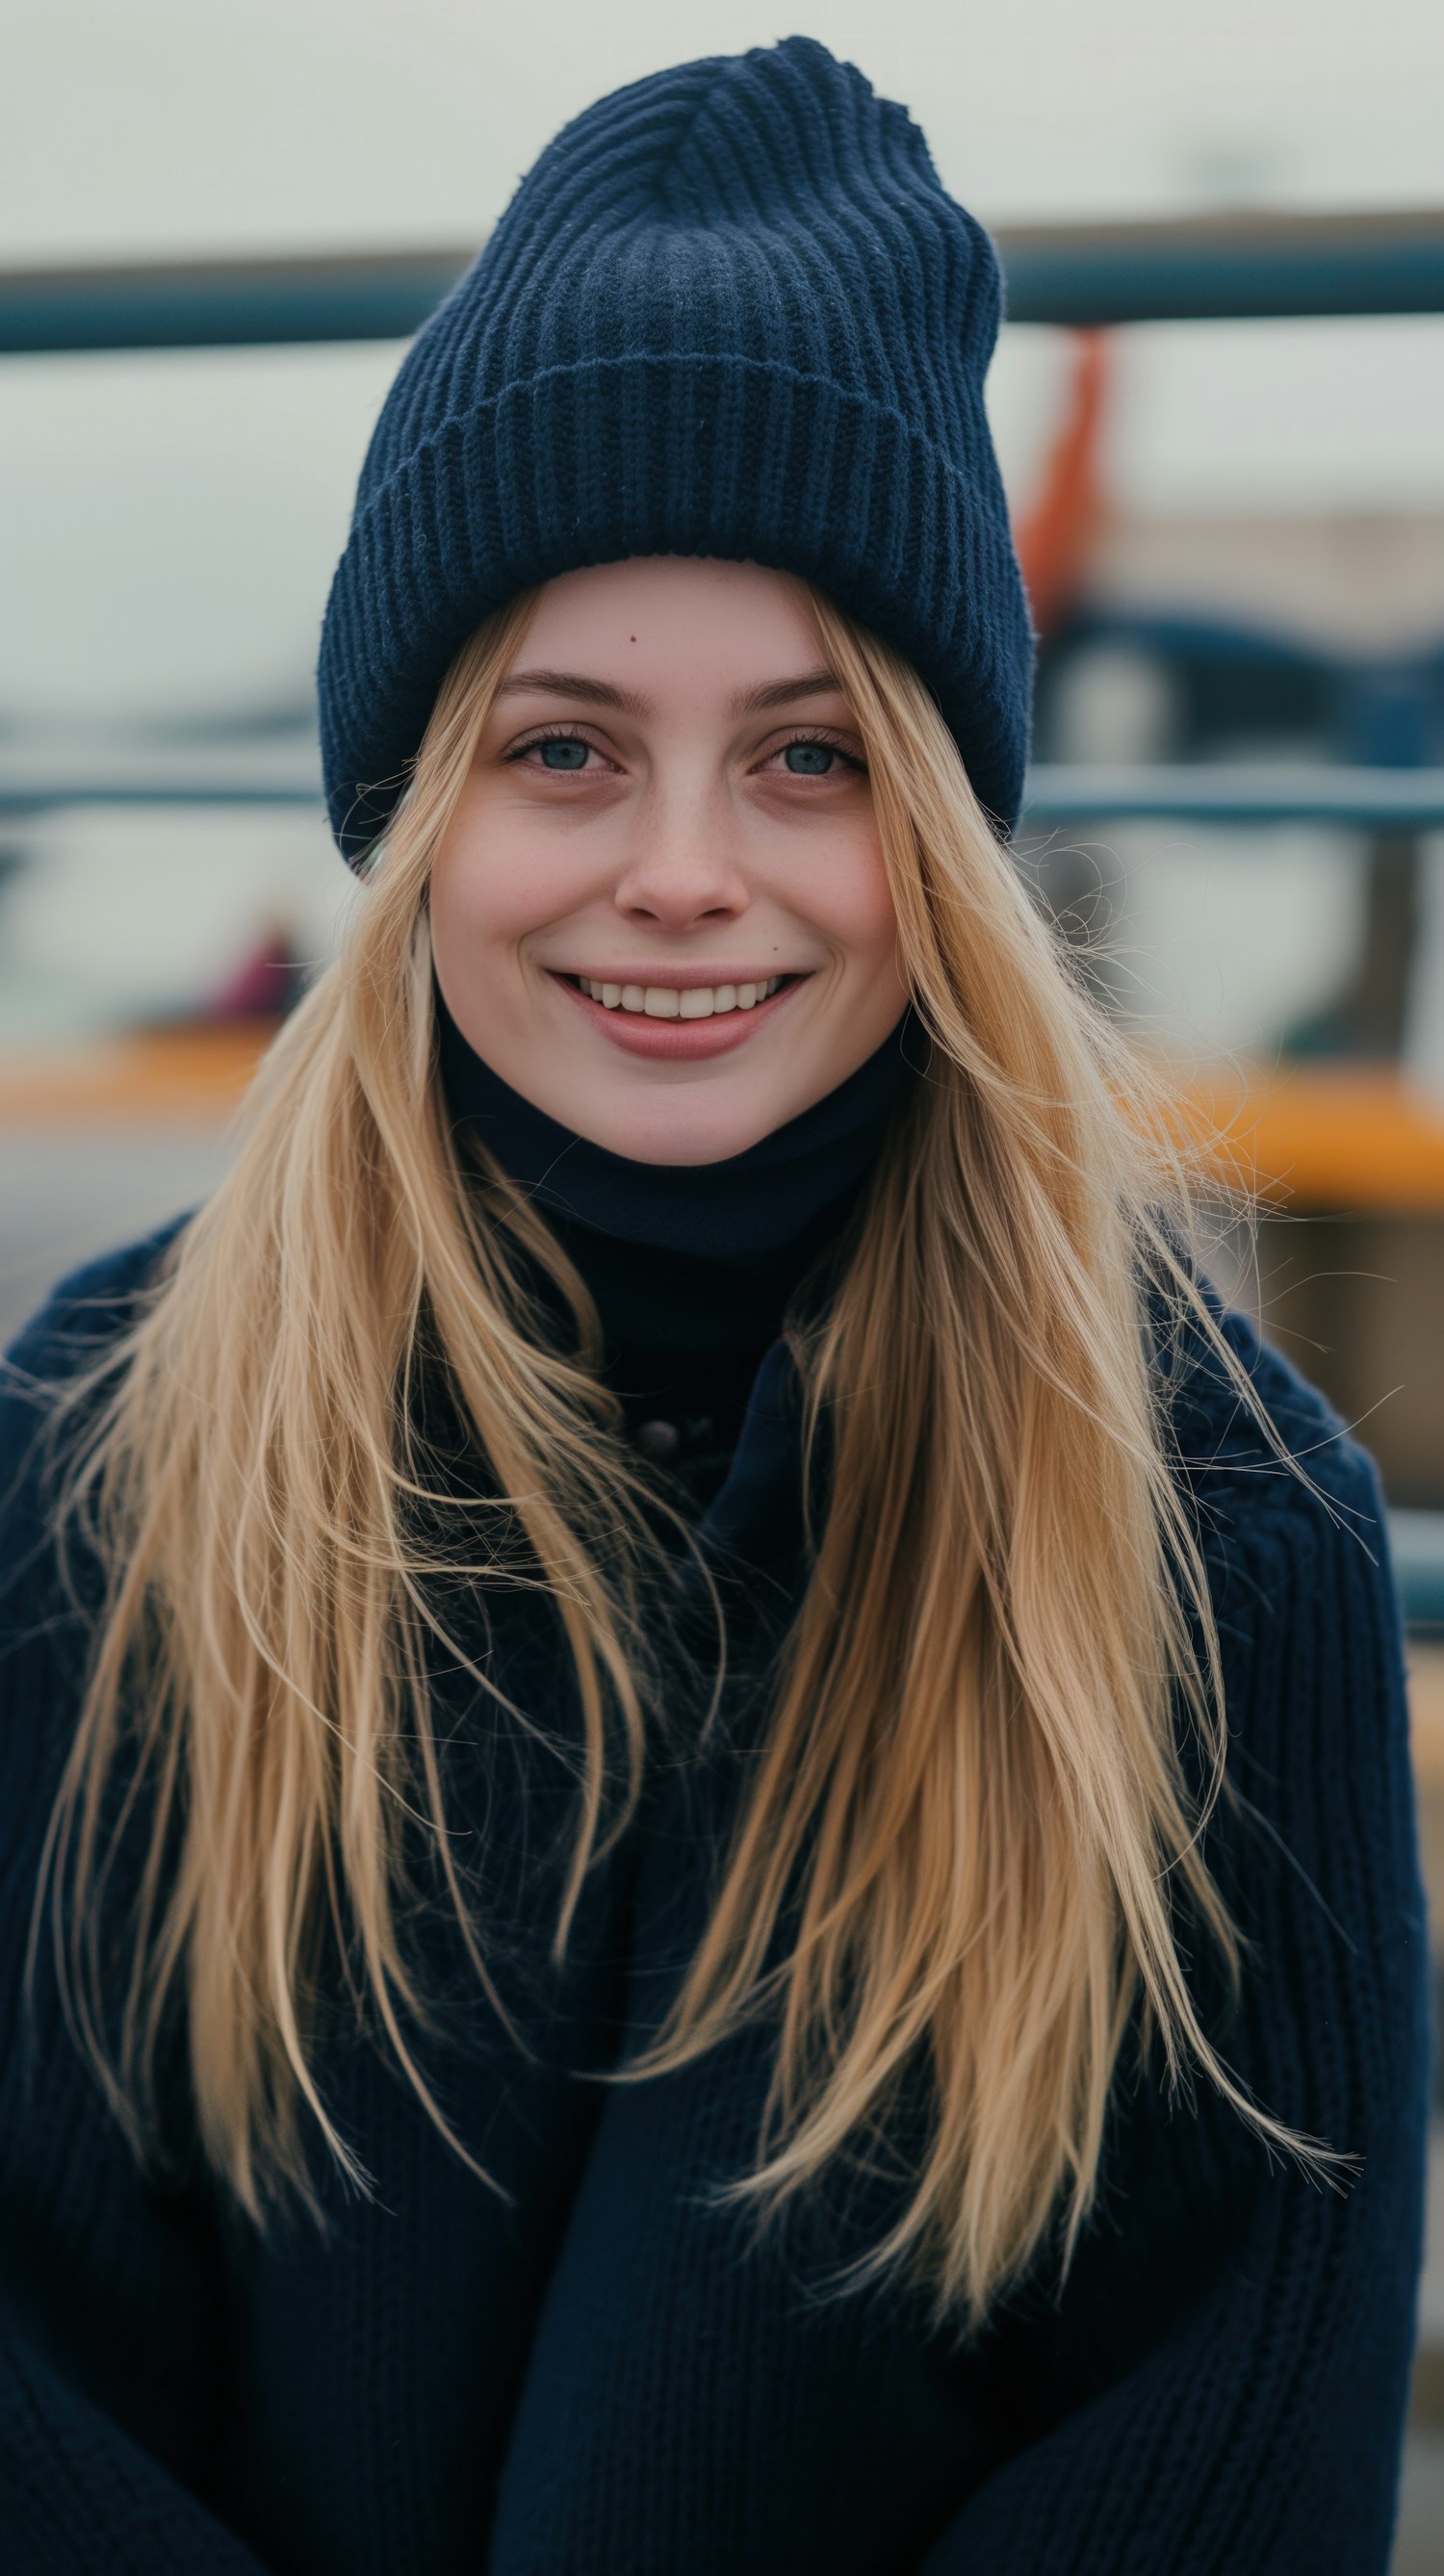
[203,927,306,1021]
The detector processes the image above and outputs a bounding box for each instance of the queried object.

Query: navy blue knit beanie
[318,35,1035,865]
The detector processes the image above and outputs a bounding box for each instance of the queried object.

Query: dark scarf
[433,977,920,1497]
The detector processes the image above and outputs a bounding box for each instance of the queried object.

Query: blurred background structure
[3,3,1442,2561]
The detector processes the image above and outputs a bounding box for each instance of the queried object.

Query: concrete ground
[0,1128,237,1346]
[2,1128,1441,2570]
[1395,2423,1444,2576]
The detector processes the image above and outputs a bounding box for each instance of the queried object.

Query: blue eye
[783,740,836,775]
[537,737,590,770]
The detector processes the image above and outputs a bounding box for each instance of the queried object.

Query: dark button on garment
[632,1412,738,1517]
[634,1419,683,1463]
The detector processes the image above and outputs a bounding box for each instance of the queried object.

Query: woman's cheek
[788,821,894,959]
[435,830,593,955]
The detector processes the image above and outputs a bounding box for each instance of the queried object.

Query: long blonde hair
[20,578,1345,2337]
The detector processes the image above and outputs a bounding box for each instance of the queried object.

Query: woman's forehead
[499,558,838,712]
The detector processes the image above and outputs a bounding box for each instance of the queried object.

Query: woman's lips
[548,970,810,1058]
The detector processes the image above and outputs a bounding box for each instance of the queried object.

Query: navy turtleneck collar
[435,976,917,1255]
[433,976,920,1391]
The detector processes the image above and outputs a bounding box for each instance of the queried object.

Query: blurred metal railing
[1021,766,1444,828]
[5,762,1444,826]
[2,207,1443,353]
[1392,1513,1444,1635]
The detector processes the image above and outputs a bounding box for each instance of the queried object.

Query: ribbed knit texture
[317,37,1035,863]
[0,1231,1430,2573]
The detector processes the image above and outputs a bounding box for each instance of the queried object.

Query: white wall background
[5,0,1441,253]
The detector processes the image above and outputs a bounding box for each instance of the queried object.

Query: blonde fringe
[19,578,1349,2323]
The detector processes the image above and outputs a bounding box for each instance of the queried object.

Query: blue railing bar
[6,763,1444,826]
[0,249,471,356]
[1389,1510,1444,1634]
[1021,764,1444,829]
[1001,207,1444,326]
[3,207,1442,355]
[0,783,323,811]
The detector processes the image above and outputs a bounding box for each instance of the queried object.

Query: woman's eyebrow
[492,666,847,718]
[733,669,845,714]
[494,669,651,715]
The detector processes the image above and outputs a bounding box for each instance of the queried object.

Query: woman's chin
[561,1101,787,1167]
[526,1059,804,1166]
[535,1040,874,1165]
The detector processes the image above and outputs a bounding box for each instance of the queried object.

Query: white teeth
[575,974,786,1017]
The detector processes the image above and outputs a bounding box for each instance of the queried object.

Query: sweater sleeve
[0,2297,271,2576]
[915,1360,1431,2575]
[0,1232,275,2576]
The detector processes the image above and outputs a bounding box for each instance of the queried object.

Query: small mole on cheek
[630,635,636,643]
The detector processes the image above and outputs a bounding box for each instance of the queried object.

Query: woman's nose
[609,792,751,930]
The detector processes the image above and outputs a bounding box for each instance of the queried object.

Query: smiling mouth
[556,972,802,1020]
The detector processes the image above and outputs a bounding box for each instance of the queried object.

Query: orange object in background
[1013,329,1111,640]
[1192,1063,1444,1212]
[0,1023,273,1125]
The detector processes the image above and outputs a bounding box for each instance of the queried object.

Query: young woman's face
[428,556,908,1164]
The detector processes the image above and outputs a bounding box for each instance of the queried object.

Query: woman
[0,38,1429,2576]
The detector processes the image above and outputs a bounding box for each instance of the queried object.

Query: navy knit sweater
[0,1214,1430,2573]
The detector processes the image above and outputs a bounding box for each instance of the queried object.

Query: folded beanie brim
[321,349,1033,862]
